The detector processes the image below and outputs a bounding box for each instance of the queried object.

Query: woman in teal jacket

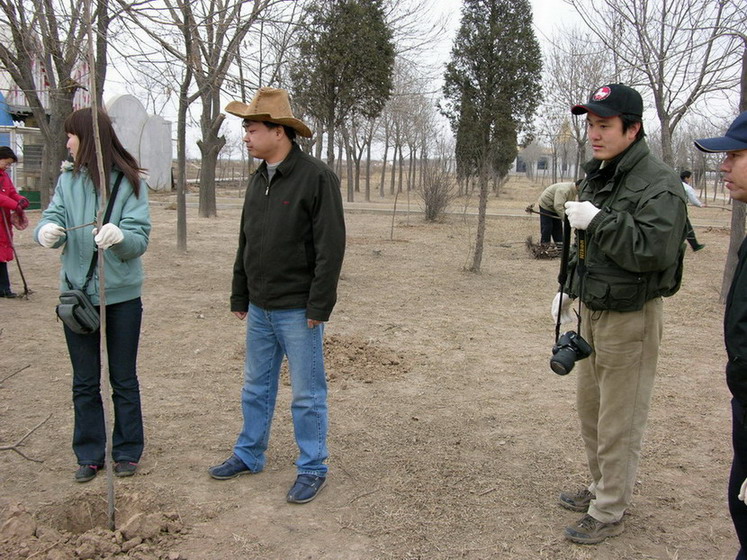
[34,107,151,483]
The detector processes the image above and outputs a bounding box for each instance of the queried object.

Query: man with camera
[694,111,747,559]
[551,83,687,544]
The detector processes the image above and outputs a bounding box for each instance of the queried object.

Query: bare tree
[540,26,610,180]
[117,0,284,219]
[567,0,742,166]
[0,0,91,205]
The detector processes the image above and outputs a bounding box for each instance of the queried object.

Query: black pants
[730,397,747,559]
[65,297,144,466]
[686,217,701,249]
[539,207,562,244]
[0,261,10,293]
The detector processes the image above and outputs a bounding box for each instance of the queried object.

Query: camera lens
[550,350,575,375]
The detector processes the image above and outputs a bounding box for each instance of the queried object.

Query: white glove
[565,201,601,230]
[739,479,747,504]
[551,292,575,324]
[38,223,65,248]
[93,223,124,250]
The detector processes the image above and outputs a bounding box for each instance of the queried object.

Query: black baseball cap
[571,84,643,119]
[694,112,747,153]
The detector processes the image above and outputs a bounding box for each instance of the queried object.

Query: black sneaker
[286,474,326,504]
[559,488,594,512]
[0,291,17,298]
[208,454,253,480]
[693,243,705,252]
[114,462,138,477]
[75,465,100,483]
[564,513,625,544]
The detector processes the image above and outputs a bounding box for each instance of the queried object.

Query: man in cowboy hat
[208,87,345,505]
[694,111,747,559]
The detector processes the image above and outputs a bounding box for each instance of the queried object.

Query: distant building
[1,62,172,191]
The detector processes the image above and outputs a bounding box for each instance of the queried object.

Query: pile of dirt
[0,489,185,560]
[324,334,410,383]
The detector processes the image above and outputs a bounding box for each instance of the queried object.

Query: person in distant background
[680,170,705,251]
[0,146,29,298]
[533,180,579,245]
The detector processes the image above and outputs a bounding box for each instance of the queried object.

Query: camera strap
[555,215,583,342]
[63,172,123,292]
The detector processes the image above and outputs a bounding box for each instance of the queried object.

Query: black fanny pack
[55,172,123,334]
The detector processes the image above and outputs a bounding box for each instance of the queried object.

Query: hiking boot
[286,474,326,504]
[114,462,138,477]
[208,454,253,480]
[75,465,100,483]
[564,513,625,544]
[559,488,594,512]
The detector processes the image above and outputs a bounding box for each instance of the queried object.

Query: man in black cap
[694,111,747,559]
[551,84,687,544]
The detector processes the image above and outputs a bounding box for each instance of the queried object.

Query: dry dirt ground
[0,179,741,559]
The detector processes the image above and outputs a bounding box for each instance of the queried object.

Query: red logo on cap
[592,87,612,101]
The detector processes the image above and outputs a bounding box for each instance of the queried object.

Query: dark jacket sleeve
[231,205,250,313]
[307,168,346,322]
[586,189,687,273]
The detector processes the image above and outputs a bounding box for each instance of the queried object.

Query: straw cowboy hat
[225,87,312,138]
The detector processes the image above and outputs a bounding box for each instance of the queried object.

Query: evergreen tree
[442,0,541,272]
[290,0,395,182]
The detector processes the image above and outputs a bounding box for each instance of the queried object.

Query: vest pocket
[582,266,646,312]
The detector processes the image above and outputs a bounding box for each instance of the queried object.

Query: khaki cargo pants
[575,297,663,523]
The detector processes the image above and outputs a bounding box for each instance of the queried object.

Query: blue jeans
[234,304,328,476]
[65,297,144,466]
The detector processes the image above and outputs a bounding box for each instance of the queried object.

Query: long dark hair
[64,107,144,197]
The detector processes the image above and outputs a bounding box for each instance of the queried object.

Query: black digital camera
[550,331,593,375]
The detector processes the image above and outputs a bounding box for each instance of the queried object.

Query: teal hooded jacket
[34,167,151,305]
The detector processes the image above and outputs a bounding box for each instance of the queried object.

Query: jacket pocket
[581,265,646,312]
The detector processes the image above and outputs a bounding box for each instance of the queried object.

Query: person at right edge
[694,111,747,560]
[551,83,687,544]
[208,87,346,505]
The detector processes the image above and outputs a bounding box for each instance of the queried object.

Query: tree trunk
[397,144,404,194]
[379,142,389,198]
[389,147,397,195]
[95,0,109,106]
[365,141,372,202]
[176,104,188,251]
[326,114,336,167]
[196,88,225,218]
[470,160,490,272]
[344,136,354,203]
[41,95,75,207]
[660,120,674,167]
